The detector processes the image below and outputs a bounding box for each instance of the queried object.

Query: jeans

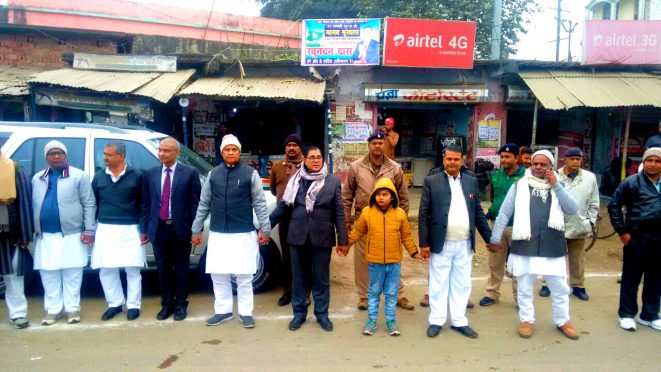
[368,262,401,322]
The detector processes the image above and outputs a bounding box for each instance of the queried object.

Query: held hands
[418,246,430,261]
[336,245,350,257]
[139,233,149,245]
[191,233,203,246]
[486,243,502,253]
[80,232,95,245]
[619,233,631,247]
[258,229,270,245]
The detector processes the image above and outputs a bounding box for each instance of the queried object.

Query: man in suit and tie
[419,146,493,339]
[142,137,201,321]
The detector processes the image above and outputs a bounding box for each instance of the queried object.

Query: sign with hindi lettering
[302,19,381,66]
[364,85,488,104]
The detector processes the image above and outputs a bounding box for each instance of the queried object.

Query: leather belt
[159,219,174,225]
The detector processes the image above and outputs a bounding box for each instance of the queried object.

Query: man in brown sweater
[270,134,305,306]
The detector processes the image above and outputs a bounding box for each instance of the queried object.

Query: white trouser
[2,252,27,319]
[517,273,570,326]
[40,268,84,314]
[211,274,253,316]
[429,240,472,327]
[99,267,142,309]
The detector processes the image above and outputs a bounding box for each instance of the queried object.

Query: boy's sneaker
[385,320,401,336]
[637,318,661,331]
[619,317,636,331]
[239,315,256,328]
[67,311,81,324]
[363,318,377,335]
[206,313,233,326]
[10,317,30,329]
[41,312,62,326]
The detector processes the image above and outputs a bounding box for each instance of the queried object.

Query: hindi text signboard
[302,19,381,66]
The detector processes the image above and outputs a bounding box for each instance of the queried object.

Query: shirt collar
[105,164,127,178]
[445,170,461,181]
[162,161,177,173]
[39,164,70,180]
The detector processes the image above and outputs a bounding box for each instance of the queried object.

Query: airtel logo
[393,34,406,46]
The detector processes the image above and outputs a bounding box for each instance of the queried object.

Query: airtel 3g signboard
[383,18,476,69]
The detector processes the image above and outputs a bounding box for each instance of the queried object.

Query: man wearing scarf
[0,148,34,329]
[32,141,96,325]
[270,146,348,332]
[192,135,270,328]
[490,150,580,340]
[269,134,306,306]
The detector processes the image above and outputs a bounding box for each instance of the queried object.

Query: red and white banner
[582,20,661,65]
[383,18,476,69]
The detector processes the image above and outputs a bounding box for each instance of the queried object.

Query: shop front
[0,66,41,121]
[178,76,327,175]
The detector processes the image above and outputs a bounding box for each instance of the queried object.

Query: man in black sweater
[91,141,147,321]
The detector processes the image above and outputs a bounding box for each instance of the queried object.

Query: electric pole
[556,0,562,61]
[491,0,503,60]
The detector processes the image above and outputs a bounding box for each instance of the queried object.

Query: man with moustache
[518,146,533,169]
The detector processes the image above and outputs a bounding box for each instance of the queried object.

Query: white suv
[0,122,282,296]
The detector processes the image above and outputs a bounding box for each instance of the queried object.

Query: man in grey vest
[490,150,580,340]
[192,135,270,328]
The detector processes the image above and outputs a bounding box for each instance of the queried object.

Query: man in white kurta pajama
[32,141,96,325]
[490,150,580,340]
[91,141,147,321]
[192,135,270,328]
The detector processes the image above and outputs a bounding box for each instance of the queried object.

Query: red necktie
[159,167,171,220]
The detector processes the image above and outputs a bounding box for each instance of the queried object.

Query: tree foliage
[258,0,539,58]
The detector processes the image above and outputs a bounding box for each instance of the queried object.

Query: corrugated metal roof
[179,77,326,103]
[29,68,196,103]
[519,71,661,110]
[0,66,42,96]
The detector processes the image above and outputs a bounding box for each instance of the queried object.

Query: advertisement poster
[383,18,476,68]
[344,122,371,142]
[476,148,500,168]
[477,119,501,148]
[582,20,661,65]
[302,19,381,66]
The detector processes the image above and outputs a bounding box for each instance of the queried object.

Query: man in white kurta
[192,135,270,328]
[32,141,96,325]
[91,141,147,321]
[490,150,580,340]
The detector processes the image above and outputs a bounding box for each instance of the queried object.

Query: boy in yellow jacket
[337,178,421,335]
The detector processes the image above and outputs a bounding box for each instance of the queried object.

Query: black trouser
[290,240,331,319]
[279,215,293,291]
[618,234,661,321]
[153,221,192,310]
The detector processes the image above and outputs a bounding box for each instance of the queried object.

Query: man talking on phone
[489,150,580,340]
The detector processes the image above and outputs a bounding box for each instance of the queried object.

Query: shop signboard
[582,20,661,65]
[507,86,535,103]
[74,53,177,72]
[34,88,153,120]
[364,85,488,104]
[383,18,476,68]
[302,19,381,66]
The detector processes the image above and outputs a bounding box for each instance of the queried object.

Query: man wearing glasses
[32,141,96,325]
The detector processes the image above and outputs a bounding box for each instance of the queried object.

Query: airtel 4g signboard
[383,18,476,69]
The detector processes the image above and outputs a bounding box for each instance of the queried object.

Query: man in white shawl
[192,135,270,328]
[490,150,580,340]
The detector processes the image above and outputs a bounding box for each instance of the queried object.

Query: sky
[131,0,591,62]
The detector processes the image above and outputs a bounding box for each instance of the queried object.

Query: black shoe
[101,306,122,321]
[278,292,292,306]
[572,287,589,301]
[289,317,306,331]
[451,325,478,338]
[479,296,498,306]
[427,325,442,338]
[156,307,174,321]
[317,317,333,332]
[173,308,187,321]
[539,286,551,297]
[127,309,140,321]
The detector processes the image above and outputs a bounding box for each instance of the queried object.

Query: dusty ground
[1,193,656,371]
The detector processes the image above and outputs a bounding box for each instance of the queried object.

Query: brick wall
[0,33,117,69]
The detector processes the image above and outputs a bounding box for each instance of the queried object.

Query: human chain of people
[1,118,659,337]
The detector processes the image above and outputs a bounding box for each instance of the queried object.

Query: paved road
[1,272,658,371]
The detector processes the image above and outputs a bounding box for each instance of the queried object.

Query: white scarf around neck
[512,169,565,240]
[282,163,328,213]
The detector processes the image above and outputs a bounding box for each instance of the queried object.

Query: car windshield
[147,138,213,179]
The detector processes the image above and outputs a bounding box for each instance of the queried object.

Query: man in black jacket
[142,138,201,321]
[418,146,492,339]
[91,141,147,322]
[609,147,661,332]
[270,147,348,332]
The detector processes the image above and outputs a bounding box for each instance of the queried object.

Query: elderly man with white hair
[490,150,580,340]
[32,140,96,325]
[192,134,270,328]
